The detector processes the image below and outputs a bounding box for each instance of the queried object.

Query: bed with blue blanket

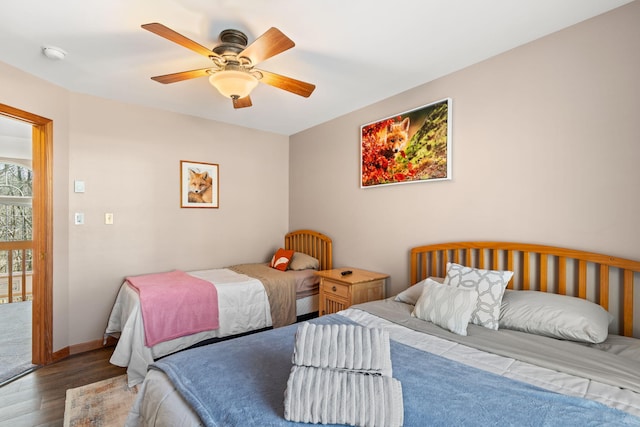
[125,241,640,426]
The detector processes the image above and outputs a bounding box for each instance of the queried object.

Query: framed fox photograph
[180,160,219,208]
[360,98,452,188]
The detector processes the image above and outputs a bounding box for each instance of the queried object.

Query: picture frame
[180,160,219,208]
[361,97,451,188]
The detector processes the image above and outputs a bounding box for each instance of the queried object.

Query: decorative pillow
[443,263,513,331]
[412,280,479,336]
[269,248,294,271]
[288,252,320,271]
[499,290,612,344]
[394,277,444,305]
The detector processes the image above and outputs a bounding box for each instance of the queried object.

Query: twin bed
[124,240,640,426]
[105,229,332,386]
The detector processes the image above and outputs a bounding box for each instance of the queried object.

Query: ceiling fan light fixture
[208,70,258,99]
[142,23,314,108]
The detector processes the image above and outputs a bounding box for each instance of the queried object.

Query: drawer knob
[332,286,337,292]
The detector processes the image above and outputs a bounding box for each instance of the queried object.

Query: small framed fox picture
[180,160,219,208]
[360,98,451,188]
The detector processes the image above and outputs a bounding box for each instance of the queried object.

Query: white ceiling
[0,0,632,135]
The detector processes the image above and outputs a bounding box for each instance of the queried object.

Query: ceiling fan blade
[233,96,252,109]
[142,23,213,58]
[256,69,315,98]
[151,68,211,84]
[239,27,294,65]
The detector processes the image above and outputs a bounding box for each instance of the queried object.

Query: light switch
[74,180,85,193]
[74,212,84,225]
[105,213,114,225]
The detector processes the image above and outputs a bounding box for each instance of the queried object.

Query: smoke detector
[42,46,67,60]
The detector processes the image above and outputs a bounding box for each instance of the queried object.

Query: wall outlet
[74,212,84,225]
[105,213,114,225]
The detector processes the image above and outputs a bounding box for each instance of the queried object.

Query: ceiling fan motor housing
[212,29,249,59]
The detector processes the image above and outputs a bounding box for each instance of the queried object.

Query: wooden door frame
[0,103,53,365]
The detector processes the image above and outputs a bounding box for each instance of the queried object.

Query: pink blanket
[126,270,219,347]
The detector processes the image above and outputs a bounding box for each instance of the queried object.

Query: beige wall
[290,2,640,297]
[67,94,289,344]
[1,62,290,350]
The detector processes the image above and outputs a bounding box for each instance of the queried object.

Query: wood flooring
[0,347,125,427]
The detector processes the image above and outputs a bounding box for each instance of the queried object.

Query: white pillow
[412,279,479,336]
[499,290,612,344]
[394,277,444,305]
[443,263,513,331]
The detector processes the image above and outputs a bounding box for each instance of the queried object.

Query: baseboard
[52,336,118,362]
[52,346,70,362]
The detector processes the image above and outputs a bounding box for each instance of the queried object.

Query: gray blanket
[354,298,640,394]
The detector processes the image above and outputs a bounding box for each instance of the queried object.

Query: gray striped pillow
[412,279,479,336]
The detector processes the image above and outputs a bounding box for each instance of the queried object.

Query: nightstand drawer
[321,279,349,299]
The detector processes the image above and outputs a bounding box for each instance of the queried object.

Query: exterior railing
[0,240,33,304]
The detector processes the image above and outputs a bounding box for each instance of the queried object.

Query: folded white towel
[284,365,404,427]
[292,323,393,377]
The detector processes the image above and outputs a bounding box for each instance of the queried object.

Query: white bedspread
[105,268,272,386]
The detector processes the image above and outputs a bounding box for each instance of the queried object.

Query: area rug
[63,375,138,427]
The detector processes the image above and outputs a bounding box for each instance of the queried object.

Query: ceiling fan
[142,23,316,109]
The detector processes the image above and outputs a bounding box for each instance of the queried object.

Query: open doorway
[0,103,53,383]
[0,115,34,384]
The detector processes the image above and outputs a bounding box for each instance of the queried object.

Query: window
[0,161,32,301]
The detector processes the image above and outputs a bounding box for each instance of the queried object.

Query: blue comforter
[151,314,640,426]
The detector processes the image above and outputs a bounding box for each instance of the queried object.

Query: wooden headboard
[410,242,640,337]
[285,229,333,271]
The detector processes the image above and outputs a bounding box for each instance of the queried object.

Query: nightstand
[315,268,389,316]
